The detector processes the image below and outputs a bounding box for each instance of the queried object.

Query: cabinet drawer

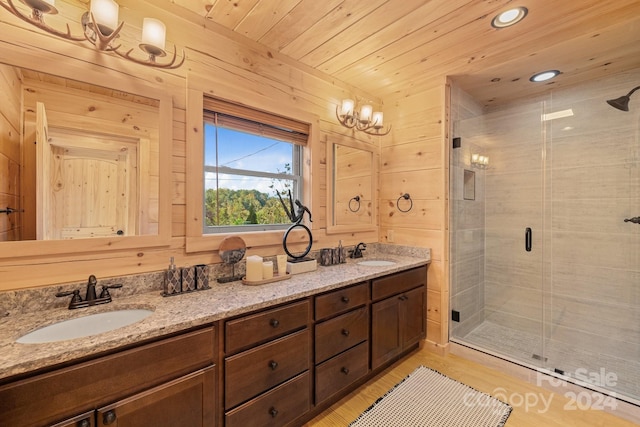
[225,372,310,427]
[225,300,309,354]
[315,282,368,320]
[371,266,426,301]
[315,307,368,363]
[315,341,369,404]
[0,326,216,427]
[225,329,310,409]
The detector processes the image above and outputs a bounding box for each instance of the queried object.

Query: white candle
[246,255,263,282]
[262,261,274,280]
[276,255,287,276]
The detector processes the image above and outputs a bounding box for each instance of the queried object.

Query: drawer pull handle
[270,318,280,328]
[341,367,350,375]
[341,328,350,336]
[269,360,279,370]
[79,419,91,427]
[269,407,279,418]
[341,296,350,303]
[103,410,117,425]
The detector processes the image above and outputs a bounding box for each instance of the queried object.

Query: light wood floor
[305,347,639,426]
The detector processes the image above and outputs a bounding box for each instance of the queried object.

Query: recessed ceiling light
[491,7,528,28]
[529,70,560,82]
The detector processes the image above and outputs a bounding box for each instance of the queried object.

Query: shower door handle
[525,227,532,252]
[624,216,640,224]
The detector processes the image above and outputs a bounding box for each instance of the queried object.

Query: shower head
[607,85,640,111]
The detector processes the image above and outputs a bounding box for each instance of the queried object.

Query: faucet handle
[56,289,81,300]
[56,289,83,309]
[99,284,123,299]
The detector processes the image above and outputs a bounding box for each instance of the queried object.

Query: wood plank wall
[0,0,380,290]
[383,84,450,349]
[0,1,451,351]
[0,64,22,241]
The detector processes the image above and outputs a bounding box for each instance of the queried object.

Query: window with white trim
[203,98,308,234]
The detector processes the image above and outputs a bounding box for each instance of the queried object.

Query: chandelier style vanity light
[0,0,185,69]
[336,98,391,136]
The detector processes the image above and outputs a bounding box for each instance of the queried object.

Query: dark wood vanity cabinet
[223,300,311,427]
[314,282,370,405]
[1,264,427,427]
[371,267,427,370]
[0,326,217,427]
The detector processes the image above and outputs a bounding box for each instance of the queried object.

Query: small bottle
[164,257,182,295]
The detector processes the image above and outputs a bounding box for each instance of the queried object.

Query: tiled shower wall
[450,69,640,371]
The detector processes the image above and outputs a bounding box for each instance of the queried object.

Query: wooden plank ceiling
[172,0,640,107]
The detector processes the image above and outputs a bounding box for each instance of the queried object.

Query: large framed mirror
[0,60,172,259]
[326,141,377,234]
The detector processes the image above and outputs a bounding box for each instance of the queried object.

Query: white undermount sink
[357,260,397,267]
[16,309,154,344]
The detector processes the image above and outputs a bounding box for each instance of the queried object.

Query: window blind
[203,97,308,146]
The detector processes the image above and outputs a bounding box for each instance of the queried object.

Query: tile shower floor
[459,321,640,403]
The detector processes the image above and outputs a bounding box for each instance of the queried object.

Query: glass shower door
[449,96,546,367]
[542,73,640,402]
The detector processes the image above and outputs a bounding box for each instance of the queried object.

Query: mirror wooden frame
[0,46,173,260]
[326,139,378,235]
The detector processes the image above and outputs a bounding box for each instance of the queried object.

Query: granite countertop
[0,248,430,381]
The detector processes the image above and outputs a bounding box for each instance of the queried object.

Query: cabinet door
[371,296,401,370]
[96,366,216,427]
[401,286,425,348]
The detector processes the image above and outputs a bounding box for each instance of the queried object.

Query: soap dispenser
[164,257,182,295]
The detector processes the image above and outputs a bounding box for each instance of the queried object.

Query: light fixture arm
[1,0,85,41]
[82,12,124,51]
[335,105,357,128]
[114,44,186,69]
[625,86,640,98]
[335,103,391,136]
[362,123,391,136]
[1,0,185,69]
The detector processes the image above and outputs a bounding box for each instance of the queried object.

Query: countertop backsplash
[0,243,430,318]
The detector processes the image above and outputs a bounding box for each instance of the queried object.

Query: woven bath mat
[350,366,512,427]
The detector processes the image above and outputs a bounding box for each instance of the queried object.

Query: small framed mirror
[326,141,377,234]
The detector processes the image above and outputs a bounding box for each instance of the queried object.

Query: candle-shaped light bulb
[371,112,384,128]
[141,17,166,56]
[360,104,373,123]
[340,99,354,117]
[90,0,119,35]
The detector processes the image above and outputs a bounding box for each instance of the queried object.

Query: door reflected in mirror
[328,143,376,233]
[1,64,160,241]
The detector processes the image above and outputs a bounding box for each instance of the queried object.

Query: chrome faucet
[56,275,123,309]
[350,242,367,259]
